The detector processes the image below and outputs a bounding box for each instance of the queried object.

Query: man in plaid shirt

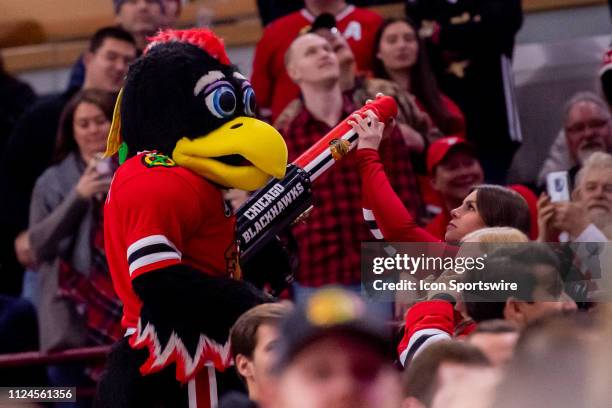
[280,33,421,300]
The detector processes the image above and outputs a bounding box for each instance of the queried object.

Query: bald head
[285,33,339,88]
[285,33,323,67]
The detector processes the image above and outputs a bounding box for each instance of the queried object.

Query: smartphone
[546,171,570,202]
[95,157,113,177]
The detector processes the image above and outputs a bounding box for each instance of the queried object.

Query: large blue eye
[205,86,236,118]
[243,86,256,116]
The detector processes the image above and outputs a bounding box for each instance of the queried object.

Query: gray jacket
[29,152,93,352]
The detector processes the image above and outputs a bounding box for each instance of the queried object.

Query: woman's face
[73,102,110,162]
[376,21,419,73]
[445,190,487,243]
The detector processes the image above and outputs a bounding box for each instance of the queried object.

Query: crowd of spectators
[0,0,611,407]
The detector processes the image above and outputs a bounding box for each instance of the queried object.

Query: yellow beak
[172,117,288,191]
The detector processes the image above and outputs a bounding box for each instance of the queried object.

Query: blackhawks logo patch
[142,152,176,168]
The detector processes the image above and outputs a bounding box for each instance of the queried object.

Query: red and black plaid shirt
[282,94,421,286]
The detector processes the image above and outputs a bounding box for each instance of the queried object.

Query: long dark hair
[372,18,455,134]
[54,89,117,163]
[473,185,531,236]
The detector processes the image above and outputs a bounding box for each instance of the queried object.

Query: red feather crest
[145,29,231,65]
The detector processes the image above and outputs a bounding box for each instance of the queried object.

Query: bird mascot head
[105,29,287,190]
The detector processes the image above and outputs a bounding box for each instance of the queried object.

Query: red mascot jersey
[104,152,237,331]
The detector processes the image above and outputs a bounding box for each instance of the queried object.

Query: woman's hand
[351,110,386,151]
[75,157,112,199]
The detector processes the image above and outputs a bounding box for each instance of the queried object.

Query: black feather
[132,265,272,359]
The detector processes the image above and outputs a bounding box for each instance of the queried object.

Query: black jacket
[406,0,523,149]
[0,73,36,154]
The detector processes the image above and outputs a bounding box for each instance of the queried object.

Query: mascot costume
[96,29,288,407]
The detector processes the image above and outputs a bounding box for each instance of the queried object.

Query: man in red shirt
[251,0,382,121]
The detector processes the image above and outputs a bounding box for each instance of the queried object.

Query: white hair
[575,151,612,186]
[563,91,611,123]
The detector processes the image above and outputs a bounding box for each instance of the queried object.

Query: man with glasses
[565,96,612,166]
[538,92,612,187]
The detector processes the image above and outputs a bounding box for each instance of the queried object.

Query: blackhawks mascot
[95,29,288,407]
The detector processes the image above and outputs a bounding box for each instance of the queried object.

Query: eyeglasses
[565,118,610,134]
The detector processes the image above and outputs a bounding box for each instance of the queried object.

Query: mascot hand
[241,235,295,297]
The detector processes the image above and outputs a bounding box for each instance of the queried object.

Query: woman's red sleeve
[356,148,441,243]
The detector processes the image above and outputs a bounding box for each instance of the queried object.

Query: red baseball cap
[426,136,474,174]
